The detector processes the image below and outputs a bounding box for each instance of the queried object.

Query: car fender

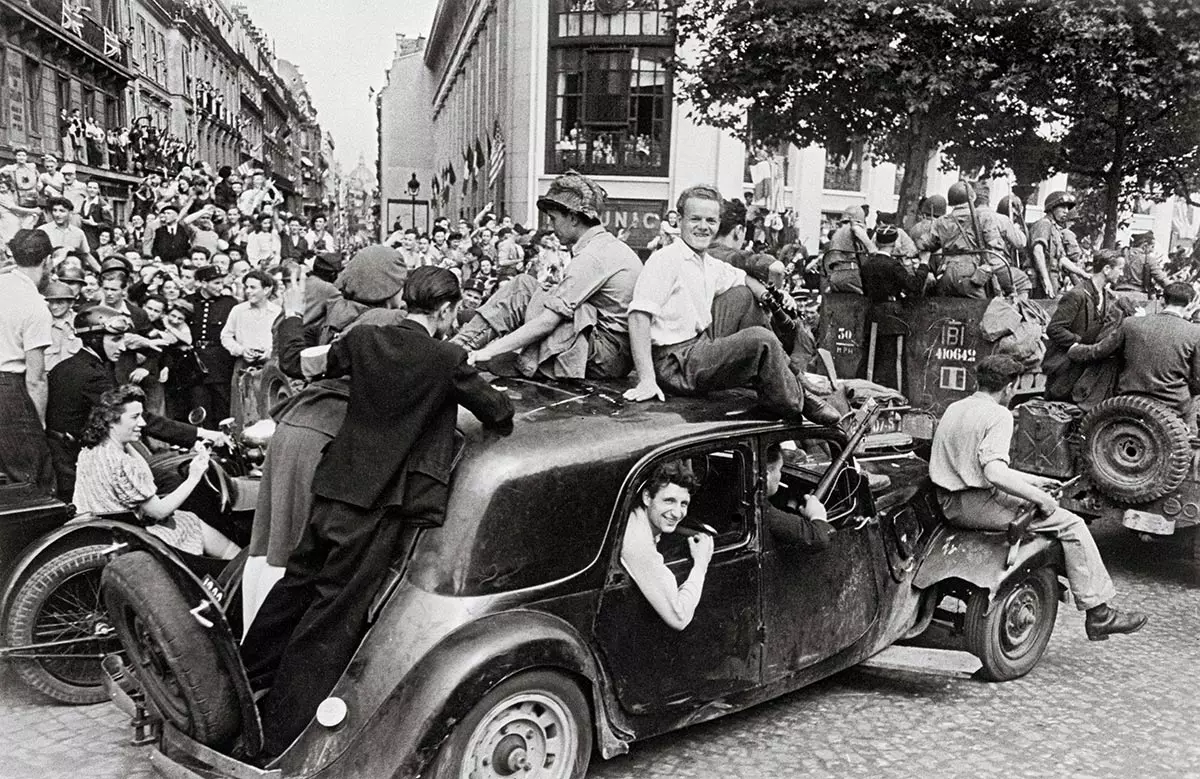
[912,524,1065,595]
[293,608,619,779]
[0,518,130,624]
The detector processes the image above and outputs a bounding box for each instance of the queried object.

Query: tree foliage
[675,0,1043,225]
[676,0,1200,244]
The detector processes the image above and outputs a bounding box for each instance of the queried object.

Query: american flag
[488,120,505,188]
[61,0,84,35]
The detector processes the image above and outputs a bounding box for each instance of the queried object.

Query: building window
[82,86,95,121]
[548,46,671,176]
[547,0,673,178]
[104,94,122,128]
[824,143,864,192]
[552,0,671,38]
[24,58,42,135]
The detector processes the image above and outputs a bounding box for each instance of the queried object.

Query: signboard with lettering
[6,51,26,146]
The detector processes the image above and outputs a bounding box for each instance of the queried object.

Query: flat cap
[336,245,407,304]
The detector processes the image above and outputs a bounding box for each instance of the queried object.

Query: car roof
[457,375,809,470]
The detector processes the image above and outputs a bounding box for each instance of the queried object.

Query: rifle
[812,398,882,504]
[963,179,1013,296]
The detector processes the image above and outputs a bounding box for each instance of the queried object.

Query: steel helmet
[1044,191,1076,211]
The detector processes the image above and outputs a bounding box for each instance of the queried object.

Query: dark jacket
[279,232,311,261]
[151,224,194,264]
[312,319,514,510]
[764,501,832,550]
[1070,311,1200,415]
[860,253,929,303]
[188,292,238,384]
[47,349,197,444]
[1043,279,1114,400]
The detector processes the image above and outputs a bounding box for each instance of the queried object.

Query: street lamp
[407,172,420,231]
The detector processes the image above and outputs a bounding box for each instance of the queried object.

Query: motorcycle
[0,414,271,704]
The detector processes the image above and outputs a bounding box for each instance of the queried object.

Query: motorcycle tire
[965,566,1058,682]
[3,544,119,704]
[257,361,296,421]
[102,551,239,748]
[1078,395,1191,504]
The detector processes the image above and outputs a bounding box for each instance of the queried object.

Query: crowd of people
[0,163,1159,763]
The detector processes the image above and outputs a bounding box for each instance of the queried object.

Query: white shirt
[619,506,708,630]
[628,238,747,347]
[220,299,280,358]
[0,270,53,372]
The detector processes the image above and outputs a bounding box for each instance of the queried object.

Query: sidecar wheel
[965,566,1058,682]
[4,545,118,704]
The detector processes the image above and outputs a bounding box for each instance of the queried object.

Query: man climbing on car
[930,354,1147,641]
[240,266,514,759]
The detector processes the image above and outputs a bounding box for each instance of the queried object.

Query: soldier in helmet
[914,181,1012,299]
[455,171,643,380]
[1113,231,1169,305]
[820,204,875,294]
[1028,190,1086,298]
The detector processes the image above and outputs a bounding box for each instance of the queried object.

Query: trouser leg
[710,286,768,337]
[942,488,1116,611]
[451,275,539,349]
[253,497,406,757]
[1029,509,1116,610]
[655,328,805,418]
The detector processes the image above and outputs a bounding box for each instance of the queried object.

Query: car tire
[965,566,1058,682]
[1079,395,1191,504]
[3,544,119,705]
[101,551,239,748]
[428,670,592,779]
[257,361,296,420]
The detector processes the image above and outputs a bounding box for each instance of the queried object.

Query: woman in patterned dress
[72,385,239,559]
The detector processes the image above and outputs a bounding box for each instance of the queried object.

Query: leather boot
[802,392,845,428]
[1085,605,1148,641]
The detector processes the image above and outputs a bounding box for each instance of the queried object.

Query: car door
[757,432,885,683]
[591,439,761,722]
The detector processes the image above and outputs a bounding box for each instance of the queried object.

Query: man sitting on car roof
[621,184,842,427]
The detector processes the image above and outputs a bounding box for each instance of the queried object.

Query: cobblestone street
[2,518,1197,779]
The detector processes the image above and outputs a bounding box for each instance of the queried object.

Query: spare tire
[1078,395,1192,503]
[102,551,239,748]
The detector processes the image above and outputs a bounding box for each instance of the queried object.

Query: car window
[763,434,864,523]
[633,442,754,565]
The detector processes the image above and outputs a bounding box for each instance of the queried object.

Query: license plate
[1122,510,1175,535]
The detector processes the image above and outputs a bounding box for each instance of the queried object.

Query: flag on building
[463,147,474,182]
[61,0,84,34]
[446,163,457,186]
[237,160,259,177]
[431,176,440,198]
[103,28,121,58]
[488,120,505,188]
[474,139,486,183]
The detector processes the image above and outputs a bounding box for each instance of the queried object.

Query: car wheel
[965,567,1058,682]
[429,670,592,779]
[3,544,119,704]
[101,551,239,748]
[1079,395,1191,504]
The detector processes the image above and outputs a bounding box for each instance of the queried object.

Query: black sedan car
[97,377,1065,778]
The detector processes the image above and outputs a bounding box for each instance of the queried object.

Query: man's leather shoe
[1085,606,1148,641]
[802,393,844,428]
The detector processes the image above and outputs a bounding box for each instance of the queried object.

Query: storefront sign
[600,198,667,250]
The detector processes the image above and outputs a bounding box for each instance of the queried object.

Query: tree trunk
[1102,173,1121,249]
[897,127,937,230]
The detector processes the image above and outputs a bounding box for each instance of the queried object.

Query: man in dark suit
[241,266,514,758]
[150,202,194,265]
[1069,281,1200,418]
[1043,249,1126,402]
[45,307,221,499]
[187,265,238,421]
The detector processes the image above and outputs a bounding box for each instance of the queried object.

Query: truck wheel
[965,567,1058,682]
[4,545,118,704]
[429,670,592,779]
[1079,395,1191,503]
[102,551,239,748]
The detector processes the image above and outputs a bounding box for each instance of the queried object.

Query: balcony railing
[823,166,863,192]
[551,129,667,176]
